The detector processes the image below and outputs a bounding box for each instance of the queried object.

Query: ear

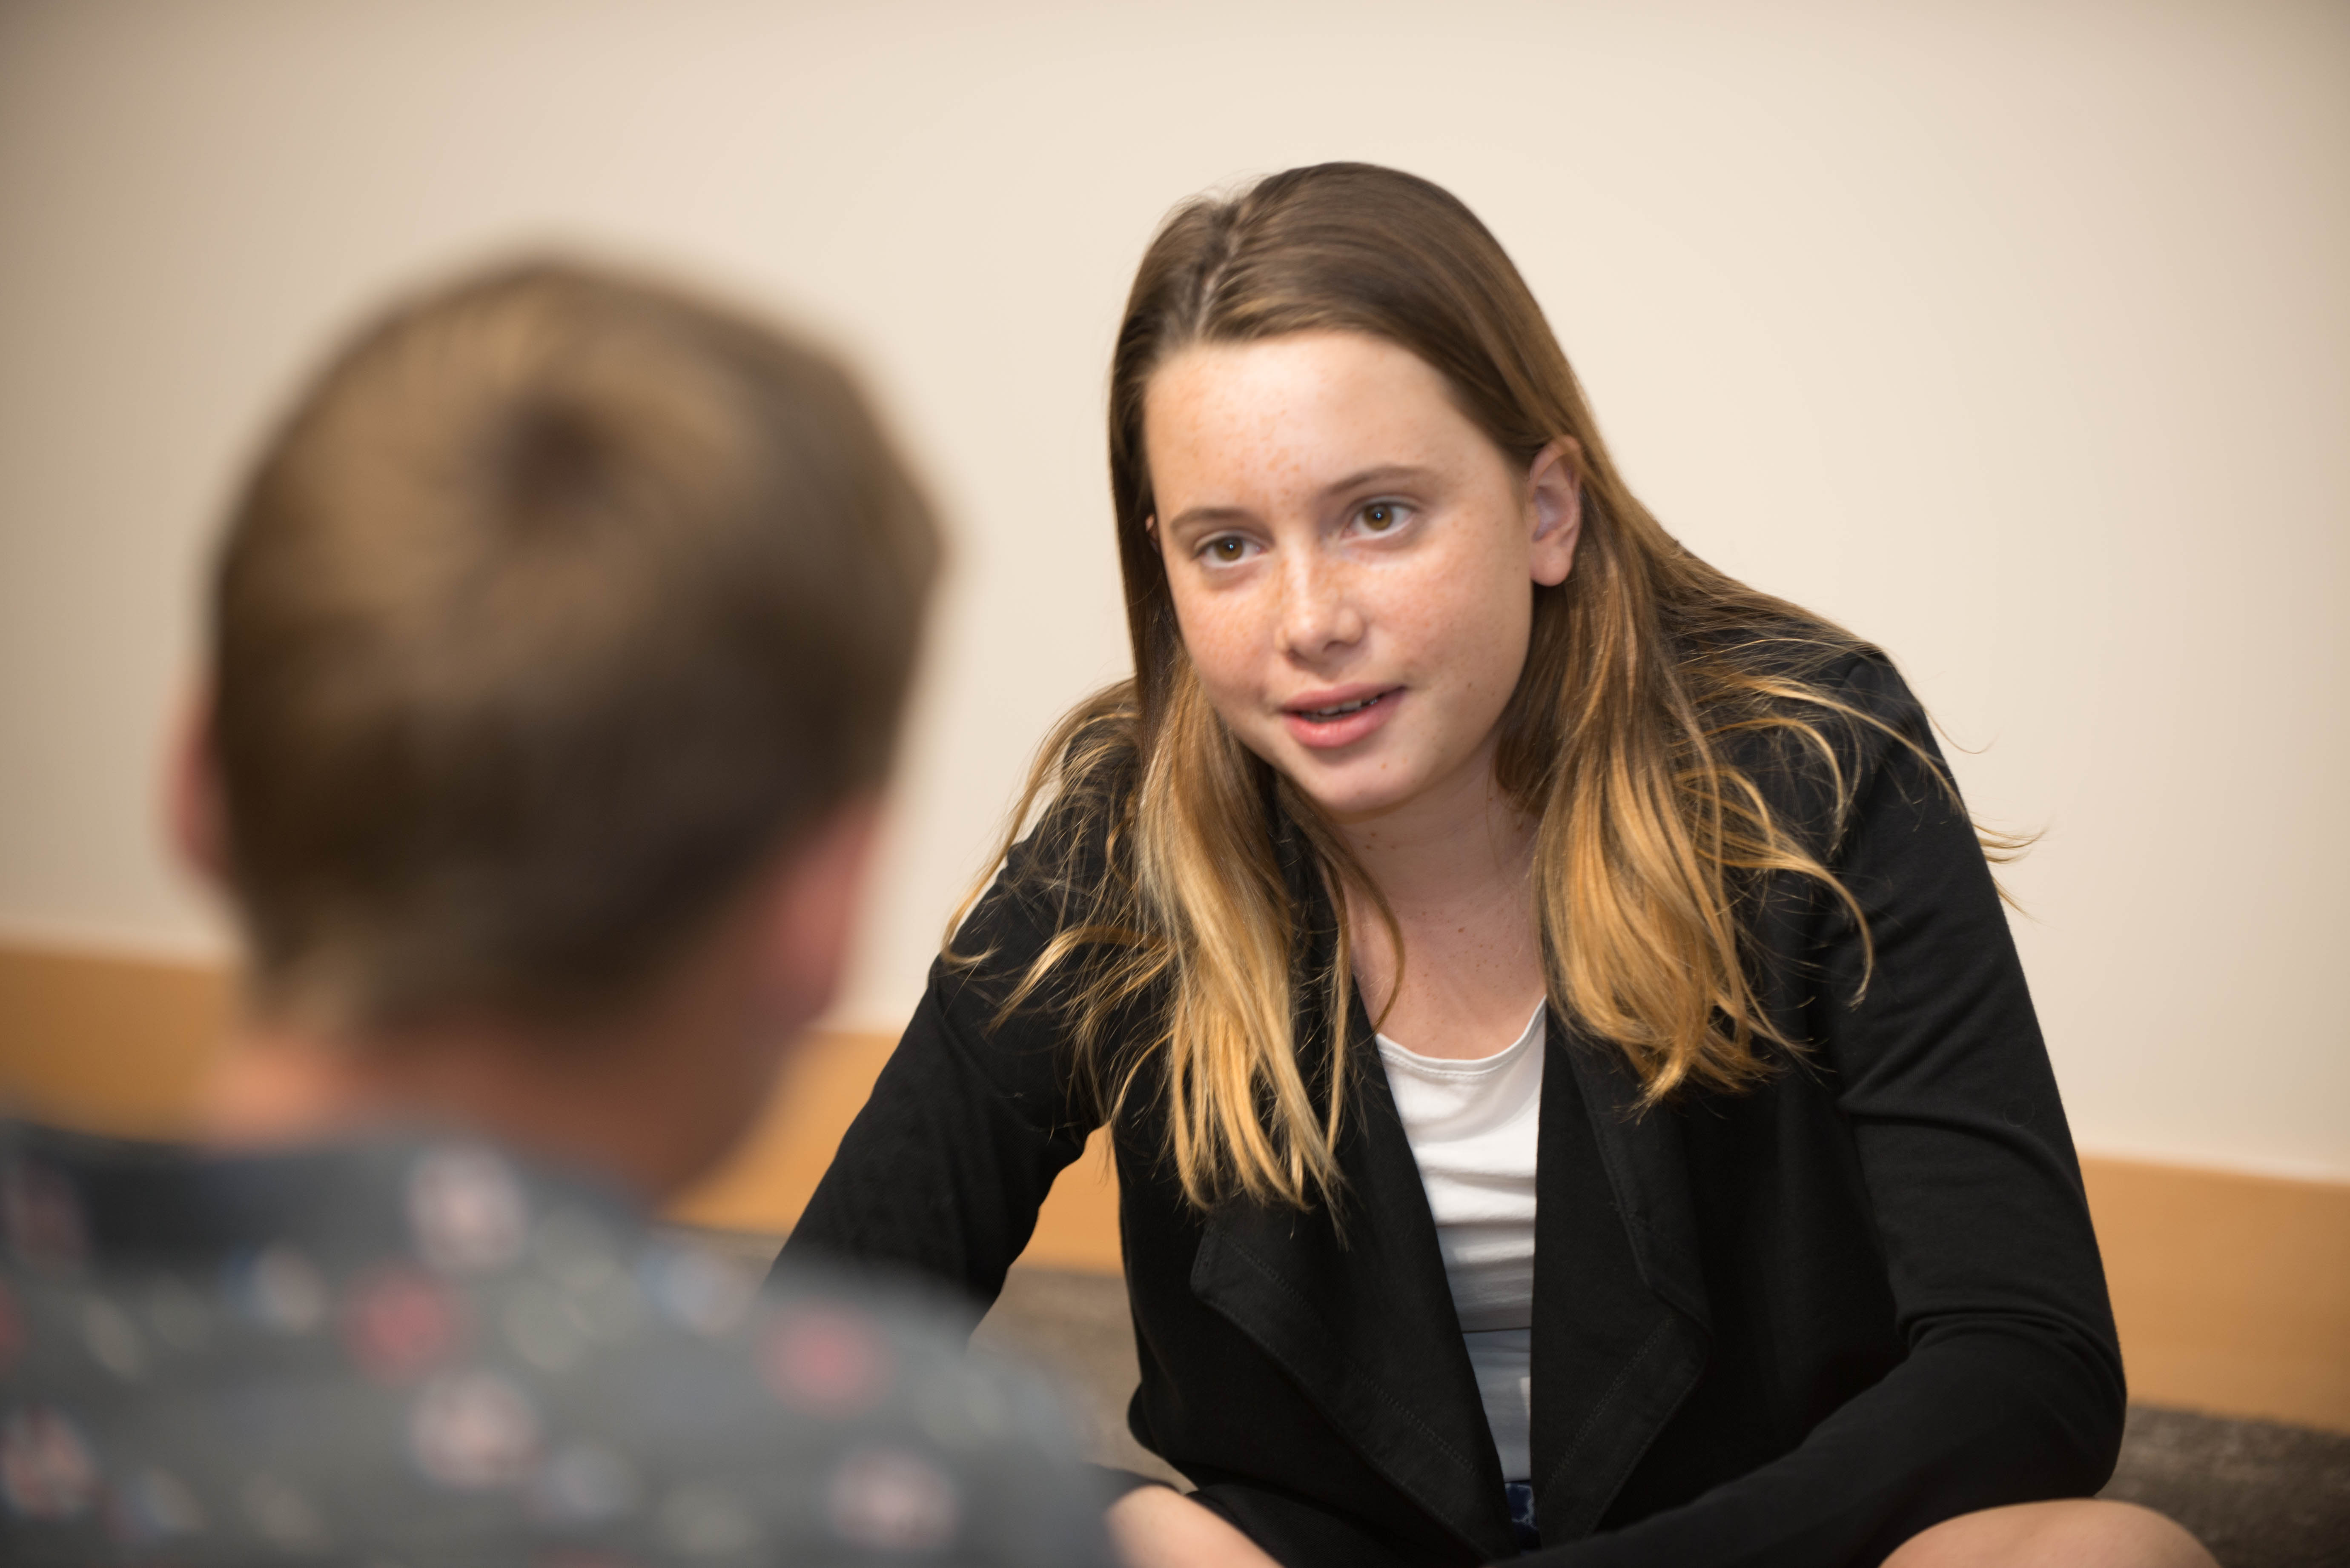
[167,685,232,889]
[1526,438,1582,588]
[748,796,885,1033]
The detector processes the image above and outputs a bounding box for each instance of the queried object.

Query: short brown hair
[210,260,939,1027]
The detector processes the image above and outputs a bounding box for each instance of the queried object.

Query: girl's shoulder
[1691,617,1926,741]
[1692,629,1945,841]
[942,704,1160,1058]
[1006,711,1140,880]
[962,696,1146,959]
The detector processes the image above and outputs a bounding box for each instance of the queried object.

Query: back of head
[210,260,939,1029]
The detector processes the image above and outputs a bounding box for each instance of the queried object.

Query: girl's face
[1145,331,1580,824]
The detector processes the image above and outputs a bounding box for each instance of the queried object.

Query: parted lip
[1281,683,1401,715]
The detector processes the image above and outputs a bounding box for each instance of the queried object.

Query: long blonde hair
[958,164,1992,1212]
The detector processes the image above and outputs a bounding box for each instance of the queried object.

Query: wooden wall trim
[2081,1155,2350,1434]
[0,940,235,1136]
[3,939,2341,1430]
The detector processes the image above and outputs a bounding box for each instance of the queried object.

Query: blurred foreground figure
[0,262,1117,1566]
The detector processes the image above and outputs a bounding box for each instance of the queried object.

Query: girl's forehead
[1149,332,1440,411]
[1143,334,1477,486]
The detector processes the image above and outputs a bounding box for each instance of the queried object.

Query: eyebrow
[1160,464,1438,535]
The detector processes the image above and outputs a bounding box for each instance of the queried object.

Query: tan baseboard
[0,940,236,1136]
[3,939,2341,1431]
[2080,1155,2350,1434]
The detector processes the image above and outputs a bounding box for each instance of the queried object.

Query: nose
[1275,547,1364,663]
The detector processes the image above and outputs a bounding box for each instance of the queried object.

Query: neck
[184,833,830,1204]
[198,1004,692,1204]
[1328,738,1548,1058]
[1329,735,1536,912]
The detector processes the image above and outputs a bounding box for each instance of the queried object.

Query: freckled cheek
[1385,575,1527,704]
[1169,584,1275,708]
[1361,578,1462,676]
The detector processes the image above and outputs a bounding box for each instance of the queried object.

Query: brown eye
[1361,503,1400,531]
[1208,536,1248,562]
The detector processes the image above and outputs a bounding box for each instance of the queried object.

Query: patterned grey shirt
[0,1119,1119,1566]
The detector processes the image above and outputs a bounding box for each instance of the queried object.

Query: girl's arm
[776,836,1101,1310]
[1534,656,2126,1567]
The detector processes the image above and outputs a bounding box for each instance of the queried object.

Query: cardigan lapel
[1528,1021,1713,1542]
[1189,812,1517,1560]
[1190,1003,1519,1562]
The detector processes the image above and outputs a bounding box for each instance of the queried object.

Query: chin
[1236,724,1427,820]
[1278,763,1423,823]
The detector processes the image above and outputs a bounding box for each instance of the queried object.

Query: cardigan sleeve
[1537,655,2126,1568]
[774,825,1108,1311]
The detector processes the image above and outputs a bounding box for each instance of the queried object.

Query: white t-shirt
[1373,1001,1545,1482]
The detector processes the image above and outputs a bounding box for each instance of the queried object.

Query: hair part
[213,259,940,1030]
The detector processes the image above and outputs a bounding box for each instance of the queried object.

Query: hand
[1107,1485,1283,1568]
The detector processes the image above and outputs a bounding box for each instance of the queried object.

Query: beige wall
[2,0,2344,1177]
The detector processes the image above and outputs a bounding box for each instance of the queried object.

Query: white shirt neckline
[1375,998,1548,1078]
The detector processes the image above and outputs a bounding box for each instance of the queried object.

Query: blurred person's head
[176,259,939,1196]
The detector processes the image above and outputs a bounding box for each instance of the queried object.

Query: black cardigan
[781,655,2125,1567]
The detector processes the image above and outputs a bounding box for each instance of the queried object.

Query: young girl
[784,164,2208,1568]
